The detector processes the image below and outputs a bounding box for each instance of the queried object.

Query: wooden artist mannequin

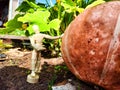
[27,25,63,83]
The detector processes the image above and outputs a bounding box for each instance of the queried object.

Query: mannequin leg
[27,49,39,83]
[35,51,41,73]
[31,49,37,76]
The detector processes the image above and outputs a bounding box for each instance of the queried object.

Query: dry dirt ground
[0,48,104,90]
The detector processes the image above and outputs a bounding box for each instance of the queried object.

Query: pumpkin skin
[61,1,120,90]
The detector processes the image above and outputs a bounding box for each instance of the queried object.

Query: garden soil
[0,48,104,90]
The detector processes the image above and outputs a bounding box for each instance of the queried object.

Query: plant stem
[57,1,62,45]
[58,1,61,20]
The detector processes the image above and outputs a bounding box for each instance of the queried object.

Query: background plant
[0,0,111,56]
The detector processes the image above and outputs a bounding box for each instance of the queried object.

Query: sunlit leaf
[86,0,105,9]
[38,23,50,32]
[0,39,13,48]
[26,23,50,35]
[18,10,51,34]
[9,29,25,36]
[61,0,75,8]
[26,25,34,34]
[61,0,76,13]
[49,19,61,30]
[18,10,50,23]
[76,7,84,13]
[4,44,13,48]
[0,40,3,48]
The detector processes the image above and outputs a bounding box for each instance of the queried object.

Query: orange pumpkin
[61,1,120,90]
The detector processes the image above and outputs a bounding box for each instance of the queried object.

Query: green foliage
[0,0,108,56]
[16,0,36,12]
[48,74,57,90]
[0,39,13,49]
[5,14,23,30]
[86,0,105,9]
[17,9,61,35]
[18,10,50,33]
[9,29,25,36]
[0,14,23,34]
[81,0,94,8]
[0,28,14,34]
[61,0,84,14]
[54,65,69,73]
[48,64,69,90]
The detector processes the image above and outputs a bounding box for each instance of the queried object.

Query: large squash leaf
[18,10,52,34]
[5,14,23,29]
[49,19,61,30]
[18,10,50,24]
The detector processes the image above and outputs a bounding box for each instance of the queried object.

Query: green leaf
[26,23,50,35]
[18,13,32,23]
[25,0,40,9]
[38,23,50,32]
[86,0,105,9]
[16,0,34,12]
[61,0,76,13]
[18,10,51,34]
[5,14,23,29]
[0,39,13,48]
[61,0,75,8]
[0,28,14,34]
[18,10,50,23]
[49,19,61,30]
[9,29,25,36]
[27,8,35,13]
[16,0,46,12]
[34,10,50,23]
[26,25,34,34]
[76,7,84,13]
[0,14,24,34]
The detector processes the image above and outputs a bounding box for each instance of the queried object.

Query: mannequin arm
[44,34,64,40]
